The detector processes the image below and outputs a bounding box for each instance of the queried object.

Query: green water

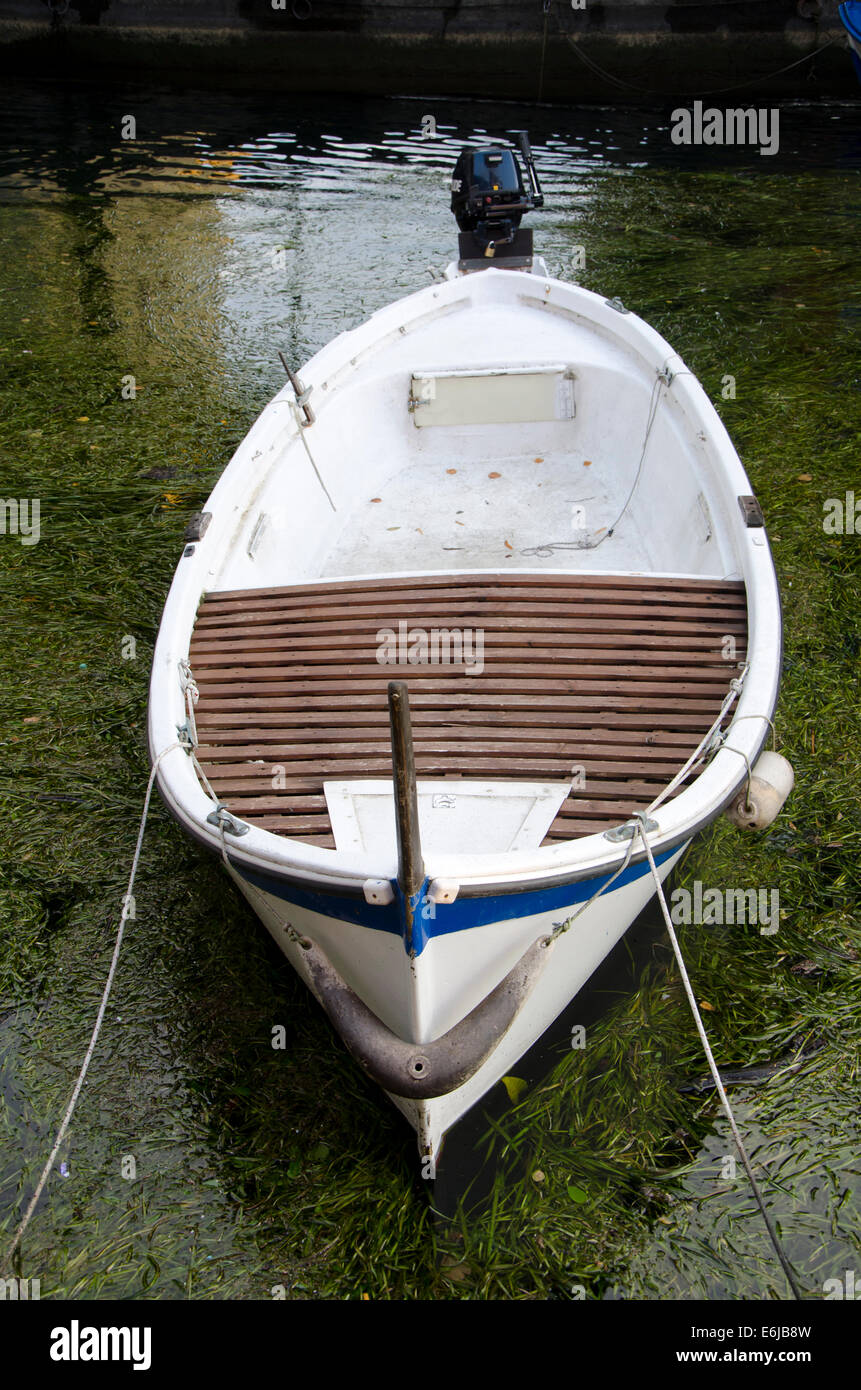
[0,84,858,1300]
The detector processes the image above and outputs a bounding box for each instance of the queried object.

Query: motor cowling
[450,133,543,254]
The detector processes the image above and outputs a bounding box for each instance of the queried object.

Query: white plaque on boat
[324,779,571,857]
[410,365,575,427]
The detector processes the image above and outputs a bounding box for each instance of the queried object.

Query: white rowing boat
[148,135,790,1165]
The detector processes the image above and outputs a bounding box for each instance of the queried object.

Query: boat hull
[227,842,687,1162]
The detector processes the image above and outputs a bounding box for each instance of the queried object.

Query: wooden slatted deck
[188,572,748,849]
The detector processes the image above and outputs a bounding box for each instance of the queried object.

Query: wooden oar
[387,682,425,951]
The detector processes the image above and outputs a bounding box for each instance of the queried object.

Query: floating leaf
[567,1184,589,1203]
[500,1075,527,1104]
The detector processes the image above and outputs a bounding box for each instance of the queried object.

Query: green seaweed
[0,90,858,1301]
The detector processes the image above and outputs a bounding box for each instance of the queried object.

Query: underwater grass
[0,100,859,1300]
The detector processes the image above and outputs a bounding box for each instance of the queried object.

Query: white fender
[725,751,795,831]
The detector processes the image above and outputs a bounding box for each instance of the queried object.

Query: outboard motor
[450,132,543,268]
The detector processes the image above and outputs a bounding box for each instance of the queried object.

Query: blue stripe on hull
[235,847,679,955]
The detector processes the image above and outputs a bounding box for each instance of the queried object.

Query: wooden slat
[200,580,746,606]
[187,571,747,847]
[192,609,746,637]
[192,707,722,733]
[196,595,746,624]
[194,699,727,729]
[250,828,337,846]
[194,741,698,764]
[187,656,738,689]
[194,689,722,713]
[193,724,700,748]
[191,636,745,661]
[189,673,729,702]
[202,757,687,783]
[193,640,744,666]
[206,572,745,602]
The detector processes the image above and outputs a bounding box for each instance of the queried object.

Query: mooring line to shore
[635,813,804,1301]
[0,741,182,1276]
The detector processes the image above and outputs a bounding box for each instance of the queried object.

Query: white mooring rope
[0,740,182,1275]
[634,812,804,1300]
[544,684,803,1299]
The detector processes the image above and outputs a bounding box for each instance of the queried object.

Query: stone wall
[0,1,853,101]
